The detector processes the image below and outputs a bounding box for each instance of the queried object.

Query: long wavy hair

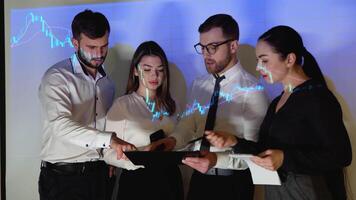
[126,41,176,116]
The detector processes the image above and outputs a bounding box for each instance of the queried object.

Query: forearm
[232,137,263,155]
[281,146,352,173]
[45,116,112,149]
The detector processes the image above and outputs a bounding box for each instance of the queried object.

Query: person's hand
[182,151,217,173]
[144,136,176,151]
[250,149,284,171]
[110,133,136,160]
[205,131,237,148]
[108,165,116,178]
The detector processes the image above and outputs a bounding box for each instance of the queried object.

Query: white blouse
[103,92,178,170]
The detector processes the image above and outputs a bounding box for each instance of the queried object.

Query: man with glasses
[153,14,269,199]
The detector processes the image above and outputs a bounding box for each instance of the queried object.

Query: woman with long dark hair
[103,41,183,200]
[205,25,352,199]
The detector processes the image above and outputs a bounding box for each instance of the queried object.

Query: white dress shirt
[171,62,269,170]
[103,92,179,170]
[39,54,115,163]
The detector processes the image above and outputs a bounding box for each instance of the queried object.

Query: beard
[205,53,231,74]
[77,47,107,69]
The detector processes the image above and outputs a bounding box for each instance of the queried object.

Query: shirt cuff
[95,131,113,149]
[280,149,294,171]
[214,152,249,170]
[214,152,230,169]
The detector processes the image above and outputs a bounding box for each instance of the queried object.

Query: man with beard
[153,14,269,199]
[38,10,135,200]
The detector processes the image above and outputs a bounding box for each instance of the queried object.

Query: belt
[41,160,105,175]
[205,168,234,176]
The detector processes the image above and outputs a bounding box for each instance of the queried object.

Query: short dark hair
[71,9,110,40]
[198,14,239,41]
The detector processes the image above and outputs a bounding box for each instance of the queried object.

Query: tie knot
[214,74,225,84]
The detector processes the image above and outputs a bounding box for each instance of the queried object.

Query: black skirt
[265,171,346,200]
[117,166,183,200]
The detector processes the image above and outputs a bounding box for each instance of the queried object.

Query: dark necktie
[200,74,225,151]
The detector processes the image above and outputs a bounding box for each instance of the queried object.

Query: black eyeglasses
[194,39,235,55]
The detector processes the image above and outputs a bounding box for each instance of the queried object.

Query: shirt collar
[70,54,107,79]
[210,61,242,86]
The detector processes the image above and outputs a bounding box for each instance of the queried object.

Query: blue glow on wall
[11,12,73,48]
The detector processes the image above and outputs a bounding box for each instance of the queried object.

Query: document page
[230,154,281,185]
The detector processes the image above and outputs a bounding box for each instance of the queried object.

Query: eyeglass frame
[194,39,235,55]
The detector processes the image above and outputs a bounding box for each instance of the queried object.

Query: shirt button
[103,144,106,147]
[86,144,89,147]
[96,113,98,116]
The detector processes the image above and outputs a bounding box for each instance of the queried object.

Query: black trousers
[117,166,183,200]
[38,161,114,200]
[187,169,254,200]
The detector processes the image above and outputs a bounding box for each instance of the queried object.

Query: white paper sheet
[230,154,281,185]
